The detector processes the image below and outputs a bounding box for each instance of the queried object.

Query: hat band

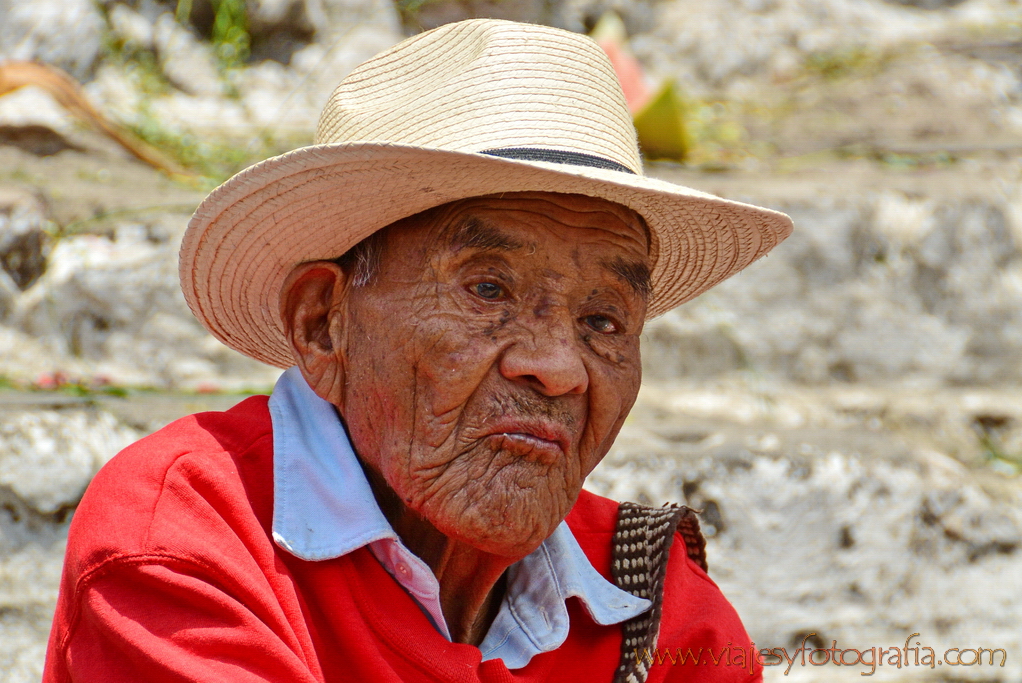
[480,147,636,175]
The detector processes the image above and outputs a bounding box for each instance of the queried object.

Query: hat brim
[181,142,792,368]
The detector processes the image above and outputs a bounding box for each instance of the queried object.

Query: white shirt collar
[268,366,650,668]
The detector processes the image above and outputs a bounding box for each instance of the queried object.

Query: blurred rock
[548,0,1019,102]
[0,187,51,316]
[148,89,251,133]
[0,399,145,683]
[0,604,56,683]
[0,408,139,514]
[0,86,79,137]
[108,4,156,51]
[634,0,945,94]
[82,63,145,125]
[247,0,316,63]
[249,0,307,29]
[0,0,106,81]
[753,47,1022,157]
[311,0,402,36]
[0,125,82,157]
[258,0,402,132]
[405,0,561,31]
[152,12,223,98]
[7,222,280,391]
[642,176,1022,386]
[236,58,310,129]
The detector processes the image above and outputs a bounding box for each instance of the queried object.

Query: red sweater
[44,396,760,683]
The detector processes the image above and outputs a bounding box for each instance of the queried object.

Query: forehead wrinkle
[600,256,652,299]
[444,215,525,253]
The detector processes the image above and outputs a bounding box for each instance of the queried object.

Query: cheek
[339,305,418,468]
[413,313,503,417]
[579,343,643,470]
[342,291,505,475]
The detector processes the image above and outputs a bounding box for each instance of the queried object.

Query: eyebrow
[602,256,652,299]
[446,217,525,253]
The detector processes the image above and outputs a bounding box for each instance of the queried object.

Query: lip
[481,419,571,461]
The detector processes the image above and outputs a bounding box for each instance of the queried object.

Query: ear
[280,261,351,407]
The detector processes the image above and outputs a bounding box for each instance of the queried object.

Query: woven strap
[611,503,707,683]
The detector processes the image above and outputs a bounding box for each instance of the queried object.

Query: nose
[498,314,589,396]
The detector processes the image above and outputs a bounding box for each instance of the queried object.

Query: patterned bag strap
[611,502,708,683]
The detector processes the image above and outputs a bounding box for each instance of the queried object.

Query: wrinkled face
[340,192,651,558]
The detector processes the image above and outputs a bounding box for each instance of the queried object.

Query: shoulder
[64,395,275,580]
[567,492,759,680]
[563,489,620,578]
[653,529,760,681]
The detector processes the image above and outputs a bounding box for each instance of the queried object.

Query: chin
[431,494,568,559]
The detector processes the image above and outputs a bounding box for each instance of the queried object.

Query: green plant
[396,0,448,13]
[680,99,760,170]
[211,0,251,69]
[175,0,250,69]
[125,103,260,185]
[977,433,1022,473]
[101,32,171,97]
[175,0,194,24]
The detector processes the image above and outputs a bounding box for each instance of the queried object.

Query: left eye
[583,315,618,334]
[473,282,504,299]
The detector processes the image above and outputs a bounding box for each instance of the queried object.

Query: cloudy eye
[583,315,618,334]
[473,282,503,299]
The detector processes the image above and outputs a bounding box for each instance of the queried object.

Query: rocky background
[2,0,1022,681]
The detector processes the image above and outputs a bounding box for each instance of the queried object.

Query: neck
[361,462,515,645]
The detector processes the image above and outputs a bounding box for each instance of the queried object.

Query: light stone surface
[0,186,51,317]
[643,175,1022,386]
[0,602,57,683]
[0,0,106,80]
[108,5,156,51]
[0,409,140,514]
[622,0,1019,93]
[5,222,281,391]
[151,13,225,98]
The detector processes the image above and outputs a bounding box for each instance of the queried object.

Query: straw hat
[180,18,793,369]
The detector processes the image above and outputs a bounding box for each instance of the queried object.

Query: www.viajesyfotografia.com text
[635,633,1008,676]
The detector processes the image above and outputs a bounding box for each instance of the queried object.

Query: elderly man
[44,18,791,683]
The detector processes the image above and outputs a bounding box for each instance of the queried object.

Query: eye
[583,314,619,334]
[472,282,504,300]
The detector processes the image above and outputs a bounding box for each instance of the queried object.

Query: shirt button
[396,562,410,577]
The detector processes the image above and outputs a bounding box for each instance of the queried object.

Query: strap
[611,503,707,683]
[479,146,637,174]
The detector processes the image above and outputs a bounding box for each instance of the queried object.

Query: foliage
[175,0,194,24]
[210,0,251,69]
[175,0,250,69]
[974,421,1022,474]
[102,34,171,97]
[679,99,765,171]
[125,104,267,186]
[395,0,449,13]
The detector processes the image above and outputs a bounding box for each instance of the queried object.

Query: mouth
[482,420,570,464]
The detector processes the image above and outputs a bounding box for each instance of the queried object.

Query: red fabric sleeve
[60,558,323,683]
